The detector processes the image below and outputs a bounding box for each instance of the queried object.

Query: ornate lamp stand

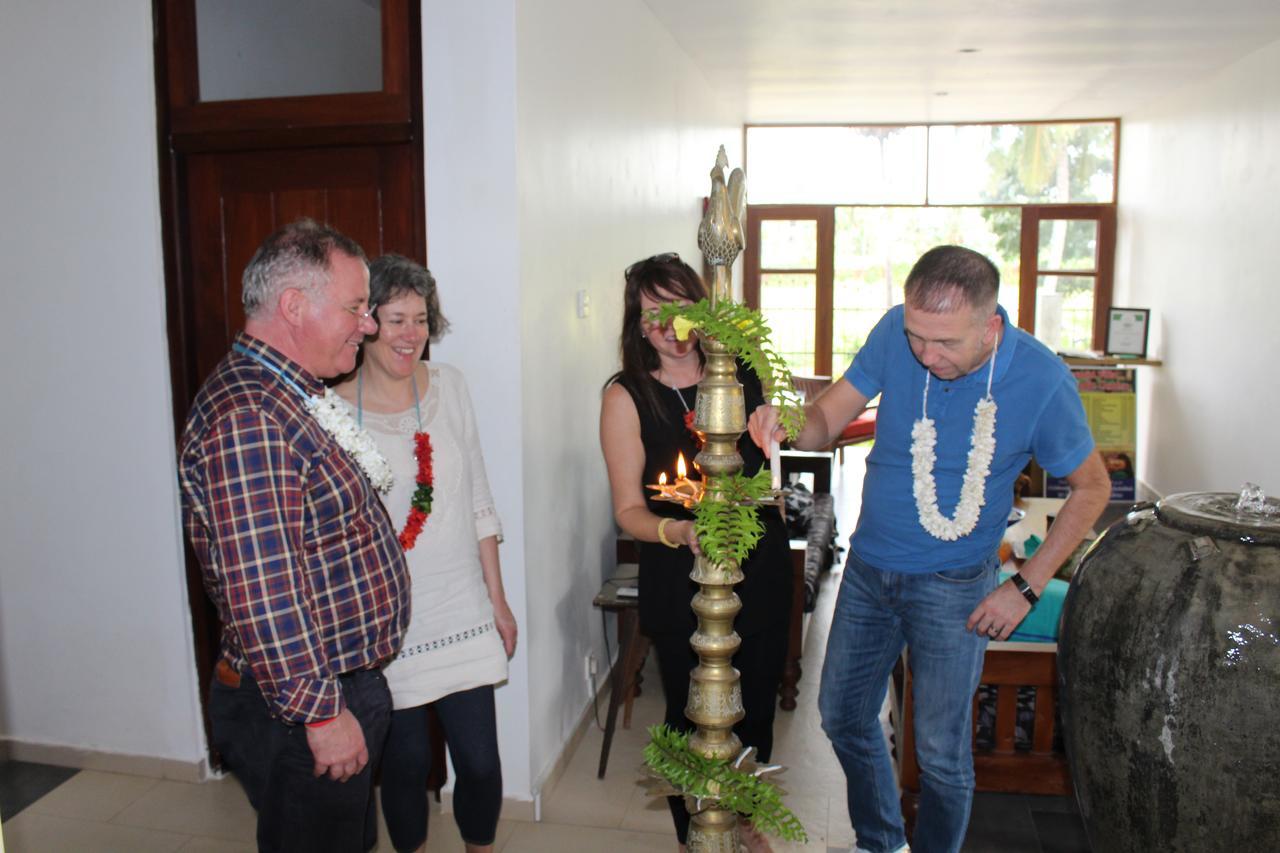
[683,147,751,852]
[643,147,803,851]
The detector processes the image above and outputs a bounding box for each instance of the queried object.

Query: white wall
[420,0,532,800]
[1115,36,1280,497]
[0,1,205,766]
[421,0,742,798]
[514,0,742,791]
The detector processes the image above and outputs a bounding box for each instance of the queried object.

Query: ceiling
[642,0,1280,123]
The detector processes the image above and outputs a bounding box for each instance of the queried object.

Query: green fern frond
[656,300,806,441]
[691,470,773,565]
[643,725,807,843]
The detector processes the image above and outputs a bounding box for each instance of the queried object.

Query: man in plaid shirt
[180,220,410,852]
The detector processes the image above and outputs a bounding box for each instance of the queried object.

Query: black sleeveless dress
[618,365,792,638]
[615,364,794,843]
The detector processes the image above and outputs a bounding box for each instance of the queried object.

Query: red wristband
[305,717,336,729]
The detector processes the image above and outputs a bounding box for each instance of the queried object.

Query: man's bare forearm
[791,402,833,451]
[1018,454,1110,592]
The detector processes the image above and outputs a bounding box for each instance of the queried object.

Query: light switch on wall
[576,289,590,318]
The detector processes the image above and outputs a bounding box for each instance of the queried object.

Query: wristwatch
[1010,571,1039,606]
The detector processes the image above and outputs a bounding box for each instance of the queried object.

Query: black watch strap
[1010,572,1039,606]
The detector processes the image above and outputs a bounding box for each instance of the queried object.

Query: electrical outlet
[585,654,598,684]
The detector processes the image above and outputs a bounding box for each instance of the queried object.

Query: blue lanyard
[357,367,423,430]
[232,342,312,400]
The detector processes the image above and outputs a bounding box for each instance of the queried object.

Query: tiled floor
[0,446,1089,851]
[0,759,78,823]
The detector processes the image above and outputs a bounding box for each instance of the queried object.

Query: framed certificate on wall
[1105,308,1150,358]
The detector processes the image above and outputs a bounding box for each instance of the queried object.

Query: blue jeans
[818,550,998,853]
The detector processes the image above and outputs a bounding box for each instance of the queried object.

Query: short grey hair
[369,254,450,342]
[904,245,999,315]
[241,219,367,318]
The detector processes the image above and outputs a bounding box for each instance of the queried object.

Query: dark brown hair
[904,245,1000,315]
[606,253,707,419]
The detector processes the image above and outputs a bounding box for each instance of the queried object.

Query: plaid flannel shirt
[179,333,409,724]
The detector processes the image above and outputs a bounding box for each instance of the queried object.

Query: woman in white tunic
[334,255,516,853]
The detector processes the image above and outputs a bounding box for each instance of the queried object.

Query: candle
[770,437,782,491]
[647,452,703,508]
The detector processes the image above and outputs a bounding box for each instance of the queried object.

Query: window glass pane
[760,273,816,375]
[747,126,927,204]
[760,220,817,269]
[1035,275,1096,352]
[831,207,1020,371]
[196,0,382,102]
[928,122,1116,204]
[1037,219,1098,271]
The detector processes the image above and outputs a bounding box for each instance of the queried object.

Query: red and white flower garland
[398,431,434,551]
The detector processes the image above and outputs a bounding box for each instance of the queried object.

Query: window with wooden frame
[1019,205,1116,353]
[744,207,834,376]
[743,121,1119,374]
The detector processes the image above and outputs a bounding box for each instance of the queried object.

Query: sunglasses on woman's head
[625,252,681,278]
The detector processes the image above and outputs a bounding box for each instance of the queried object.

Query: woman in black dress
[599,253,791,852]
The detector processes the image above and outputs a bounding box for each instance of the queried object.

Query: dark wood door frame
[152,0,426,759]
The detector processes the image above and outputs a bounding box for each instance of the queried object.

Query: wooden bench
[894,641,1070,830]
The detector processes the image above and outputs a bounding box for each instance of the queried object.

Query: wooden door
[180,144,423,390]
[155,0,426,759]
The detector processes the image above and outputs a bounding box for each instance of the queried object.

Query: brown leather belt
[215,659,242,689]
[215,658,386,689]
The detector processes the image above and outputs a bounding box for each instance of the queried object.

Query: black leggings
[380,684,502,851]
[650,621,789,845]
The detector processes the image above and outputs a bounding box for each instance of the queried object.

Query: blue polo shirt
[844,305,1093,573]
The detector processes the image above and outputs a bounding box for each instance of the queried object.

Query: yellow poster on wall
[1048,367,1137,501]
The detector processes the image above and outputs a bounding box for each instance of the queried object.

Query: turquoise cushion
[1000,570,1068,642]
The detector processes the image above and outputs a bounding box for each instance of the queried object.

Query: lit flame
[658,472,668,485]
[676,452,688,480]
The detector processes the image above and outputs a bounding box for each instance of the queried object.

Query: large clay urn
[1059,491,1280,852]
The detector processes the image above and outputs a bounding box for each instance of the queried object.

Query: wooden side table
[592,561,649,778]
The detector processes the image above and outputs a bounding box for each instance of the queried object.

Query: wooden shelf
[1061,354,1163,367]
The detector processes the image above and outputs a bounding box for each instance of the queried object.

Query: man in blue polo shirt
[750,245,1109,853]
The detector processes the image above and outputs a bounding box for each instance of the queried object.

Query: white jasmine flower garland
[306,389,395,494]
[910,336,999,541]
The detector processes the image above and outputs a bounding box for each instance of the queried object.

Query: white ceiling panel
[641,0,1280,122]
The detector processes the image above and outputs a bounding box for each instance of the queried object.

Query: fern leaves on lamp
[656,299,806,441]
